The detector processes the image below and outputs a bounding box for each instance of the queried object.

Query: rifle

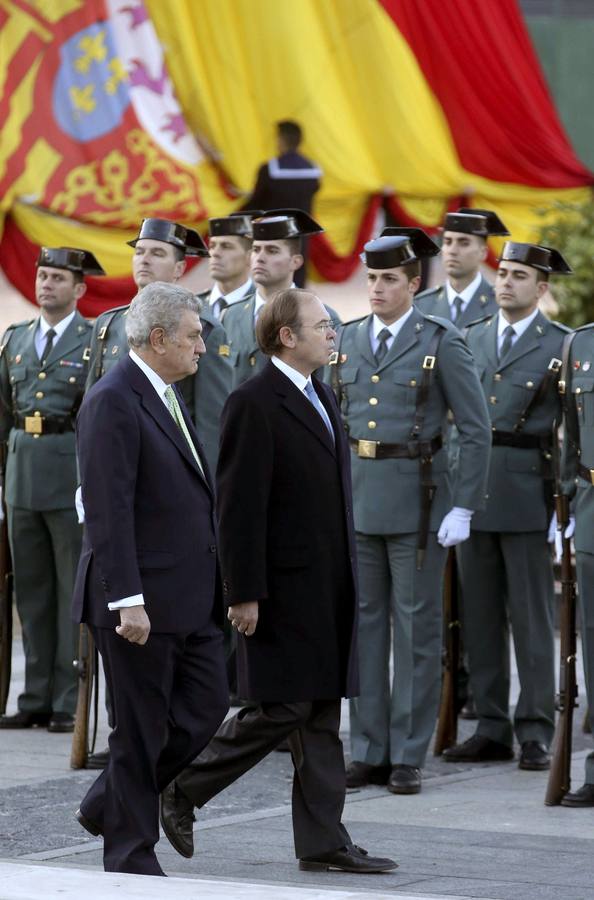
[545,490,578,805]
[434,548,460,755]
[70,624,99,769]
[0,442,14,715]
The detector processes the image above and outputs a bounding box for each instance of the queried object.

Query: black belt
[491,429,552,450]
[578,463,594,485]
[349,434,442,460]
[15,415,74,435]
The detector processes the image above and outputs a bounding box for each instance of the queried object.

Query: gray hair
[125,282,201,348]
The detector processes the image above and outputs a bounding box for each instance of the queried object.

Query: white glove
[437,507,473,548]
[549,510,575,563]
[75,485,85,524]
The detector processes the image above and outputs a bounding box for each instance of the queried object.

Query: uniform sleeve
[0,332,15,443]
[193,319,232,473]
[560,340,579,500]
[438,328,492,511]
[84,317,103,392]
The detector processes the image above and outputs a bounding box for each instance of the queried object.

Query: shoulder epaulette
[422,313,453,330]
[95,303,130,322]
[342,314,368,328]
[415,284,442,302]
[0,320,34,357]
[465,313,496,329]
[548,319,572,334]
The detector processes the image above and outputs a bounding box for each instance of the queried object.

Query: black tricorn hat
[379,227,440,259]
[36,246,106,276]
[361,233,437,269]
[208,210,264,238]
[443,209,509,237]
[499,241,572,275]
[251,208,323,241]
[127,218,209,257]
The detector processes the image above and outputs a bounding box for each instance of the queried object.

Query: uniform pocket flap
[510,371,541,390]
[571,377,594,393]
[393,369,420,387]
[338,366,358,385]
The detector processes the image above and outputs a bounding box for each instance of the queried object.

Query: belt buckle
[25,416,43,435]
[358,439,377,459]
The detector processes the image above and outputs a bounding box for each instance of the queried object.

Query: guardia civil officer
[197,212,260,320]
[443,242,572,770]
[333,232,491,794]
[415,208,508,328]
[224,209,340,388]
[555,316,594,806]
[0,247,102,731]
[85,218,231,474]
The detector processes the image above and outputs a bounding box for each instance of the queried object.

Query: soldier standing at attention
[85,218,231,474]
[558,318,594,806]
[0,247,102,732]
[443,242,572,770]
[333,232,491,794]
[197,212,259,321]
[415,208,509,328]
[224,209,339,389]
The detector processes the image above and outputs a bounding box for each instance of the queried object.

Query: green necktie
[164,386,204,476]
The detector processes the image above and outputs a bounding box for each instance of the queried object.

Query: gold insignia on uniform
[82,347,91,361]
[249,355,256,367]
[15,354,22,363]
[583,361,591,372]
[98,326,108,340]
[480,295,487,305]
[536,325,544,335]
[77,325,85,333]
[549,357,562,372]
[218,344,230,357]
[111,346,119,355]
[415,323,423,332]
[328,351,338,365]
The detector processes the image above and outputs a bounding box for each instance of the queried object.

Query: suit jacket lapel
[355,317,377,367]
[269,363,336,456]
[175,384,215,491]
[458,278,493,328]
[377,308,421,371]
[45,311,88,366]
[497,312,546,372]
[431,288,451,321]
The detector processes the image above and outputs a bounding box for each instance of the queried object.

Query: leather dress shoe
[519,741,549,771]
[442,734,514,763]
[86,747,109,769]
[346,761,390,788]
[75,808,103,837]
[299,843,398,873]
[47,713,75,733]
[388,764,421,794]
[0,711,51,729]
[561,783,594,807]
[160,781,195,858]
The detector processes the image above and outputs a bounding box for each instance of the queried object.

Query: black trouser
[81,625,228,875]
[176,699,350,858]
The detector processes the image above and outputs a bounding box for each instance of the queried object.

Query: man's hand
[228,601,259,637]
[116,605,151,645]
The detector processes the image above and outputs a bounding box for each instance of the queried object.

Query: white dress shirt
[271,356,334,437]
[209,279,252,320]
[369,307,414,356]
[34,310,76,359]
[496,307,539,356]
[445,271,482,319]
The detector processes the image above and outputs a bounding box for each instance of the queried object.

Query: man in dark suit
[160,289,397,875]
[72,282,228,875]
[415,209,509,329]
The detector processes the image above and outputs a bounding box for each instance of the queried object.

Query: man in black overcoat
[160,288,397,874]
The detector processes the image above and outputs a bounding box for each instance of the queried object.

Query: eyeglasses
[298,320,339,334]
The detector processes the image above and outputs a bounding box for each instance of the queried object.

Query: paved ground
[1,624,593,900]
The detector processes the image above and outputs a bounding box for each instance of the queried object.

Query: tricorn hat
[250,209,323,241]
[361,230,439,269]
[36,247,106,276]
[127,218,209,257]
[442,209,509,237]
[379,227,440,259]
[208,210,264,238]
[499,242,572,275]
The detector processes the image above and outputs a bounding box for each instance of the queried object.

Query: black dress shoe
[160,781,195,858]
[388,764,421,794]
[442,734,514,763]
[75,808,103,837]
[47,713,75,733]
[561,783,594,807]
[299,843,398,873]
[86,747,109,769]
[346,761,391,788]
[0,711,51,729]
[519,741,549,771]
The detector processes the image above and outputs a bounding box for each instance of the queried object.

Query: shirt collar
[497,307,540,339]
[445,271,483,305]
[371,306,413,340]
[129,349,170,405]
[271,355,309,392]
[209,278,253,308]
[38,310,76,340]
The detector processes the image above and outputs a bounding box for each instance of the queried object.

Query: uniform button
[34,410,41,417]
[33,434,40,439]
[371,375,380,383]
[38,372,46,380]
[489,396,497,404]
[526,381,534,388]
[410,379,417,387]
[69,376,76,384]
[368,421,377,429]
[209,545,216,554]
[35,391,44,399]
[369,397,378,406]
[576,387,582,394]
[494,373,502,382]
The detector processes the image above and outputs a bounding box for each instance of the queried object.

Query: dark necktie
[452,296,463,322]
[375,327,392,365]
[216,297,228,319]
[498,324,515,362]
[41,328,56,366]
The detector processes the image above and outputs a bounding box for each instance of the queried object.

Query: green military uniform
[335,260,491,769]
[459,306,569,749]
[0,310,92,717]
[415,275,497,327]
[85,304,231,475]
[560,324,594,787]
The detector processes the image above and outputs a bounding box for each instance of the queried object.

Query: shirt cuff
[108,594,145,611]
